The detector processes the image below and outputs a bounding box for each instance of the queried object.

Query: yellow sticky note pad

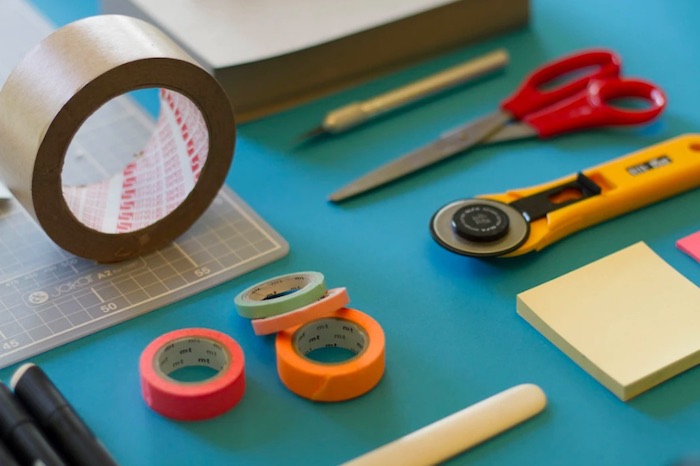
[517,242,700,401]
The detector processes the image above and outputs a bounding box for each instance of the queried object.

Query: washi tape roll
[0,15,235,262]
[276,307,385,402]
[234,271,327,319]
[251,287,350,335]
[139,328,245,421]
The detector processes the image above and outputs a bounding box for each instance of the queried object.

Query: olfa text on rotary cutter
[430,134,700,258]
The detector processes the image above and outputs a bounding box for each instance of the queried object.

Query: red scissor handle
[501,49,622,119]
[522,78,667,138]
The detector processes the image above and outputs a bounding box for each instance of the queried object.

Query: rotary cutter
[430,134,700,258]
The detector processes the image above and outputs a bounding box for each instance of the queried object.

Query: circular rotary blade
[429,198,529,257]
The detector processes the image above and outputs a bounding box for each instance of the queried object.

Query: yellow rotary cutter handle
[431,134,700,257]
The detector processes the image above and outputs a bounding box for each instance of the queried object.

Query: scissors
[329,49,667,202]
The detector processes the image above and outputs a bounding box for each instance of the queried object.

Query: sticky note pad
[517,242,700,401]
[677,231,700,262]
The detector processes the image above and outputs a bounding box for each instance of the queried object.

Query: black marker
[0,437,20,466]
[11,364,118,466]
[0,380,65,466]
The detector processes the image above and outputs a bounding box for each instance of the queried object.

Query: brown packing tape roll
[0,15,235,262]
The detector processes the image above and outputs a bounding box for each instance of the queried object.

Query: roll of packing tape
[0,15,235,262]
[276,307,385,402]
[252,287,350,335]
[235,271,327,319]
[139,328,245,421]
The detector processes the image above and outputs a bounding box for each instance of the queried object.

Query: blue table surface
[4,1,699,465]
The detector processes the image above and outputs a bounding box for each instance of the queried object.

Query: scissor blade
[480,122,538,145]
[329,109,511,202]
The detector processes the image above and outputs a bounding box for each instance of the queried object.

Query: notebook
[102,0,529,121]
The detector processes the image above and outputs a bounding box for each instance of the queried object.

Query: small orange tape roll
[275,307,385,402]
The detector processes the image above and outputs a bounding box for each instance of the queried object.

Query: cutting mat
[0,0,288,368]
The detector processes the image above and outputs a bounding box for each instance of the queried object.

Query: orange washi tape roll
[139,328,245,421]
[276,307,385,402]
[251,287,350,335]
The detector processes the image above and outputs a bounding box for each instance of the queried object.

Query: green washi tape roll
[234,271,327,319]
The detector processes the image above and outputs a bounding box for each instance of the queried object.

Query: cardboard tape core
[0,15,235,262]
[293,317,368,360]
[154,336,228,378]
[63,89,209,234]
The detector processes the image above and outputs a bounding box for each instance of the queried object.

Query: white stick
[341,384,547,466]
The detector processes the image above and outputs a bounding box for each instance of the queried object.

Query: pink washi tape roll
[139,328,245,421]
[0,15,235,262]
[251,287,350,335]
